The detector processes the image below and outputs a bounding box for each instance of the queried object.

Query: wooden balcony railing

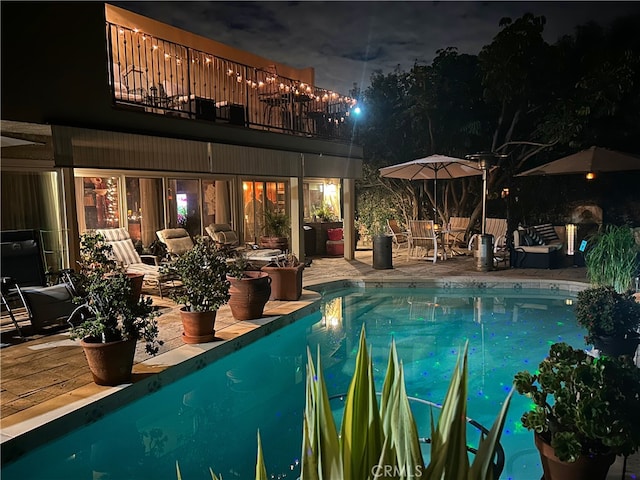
[106,22,359,141]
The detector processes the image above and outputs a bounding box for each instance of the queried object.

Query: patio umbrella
[516,146,640,178]
[379,155,482,216]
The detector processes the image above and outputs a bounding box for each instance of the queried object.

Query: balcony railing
[106,22,358,141]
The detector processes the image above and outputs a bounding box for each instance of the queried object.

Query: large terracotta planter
[80,337,137,386]
[261,264,304,300]
[593,334,640,357]
[259,235,288,252]
[227,271,271,320]
[534,434,615,480]
[180,307,217,344]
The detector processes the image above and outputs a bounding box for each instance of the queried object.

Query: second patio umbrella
[379,154,482,216]
[516,146,640,178]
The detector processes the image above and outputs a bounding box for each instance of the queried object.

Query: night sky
[113,1,640,95]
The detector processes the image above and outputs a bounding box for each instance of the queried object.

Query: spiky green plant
[179,326,513,480]
[585,224,639,293]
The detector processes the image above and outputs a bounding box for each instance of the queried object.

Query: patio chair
[408,220,441,263]
[95,228,175,297]
[446,216,470,250]
[205,223,246,255]
[156,228,195,259]
[1,229,76,334]
[387,219,409,251]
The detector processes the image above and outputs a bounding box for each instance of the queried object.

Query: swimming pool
[2,287,584,479]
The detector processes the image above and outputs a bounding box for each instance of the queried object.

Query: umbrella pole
[481,168,487,235]
[433,174,438,221]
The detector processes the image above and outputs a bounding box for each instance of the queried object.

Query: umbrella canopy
[516,146,640,177]
[379,155,482,181]
[379,155,482,219]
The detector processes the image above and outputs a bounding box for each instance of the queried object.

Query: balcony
[107,22,358,141]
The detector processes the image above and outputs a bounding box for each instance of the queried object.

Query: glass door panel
[167,179,201,238]
[125,177,164,248]
[242,180,287,244]
[78,176,121,230]
[202,179,233,228]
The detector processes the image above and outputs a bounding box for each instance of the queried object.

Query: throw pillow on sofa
[525,227,545,245]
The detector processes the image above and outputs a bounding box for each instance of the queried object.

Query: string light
[115,23,358,108]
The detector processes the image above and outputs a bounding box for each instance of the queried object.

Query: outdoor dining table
[438,226,467,257]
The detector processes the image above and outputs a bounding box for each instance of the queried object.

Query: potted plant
[259,208,290,252]
[160,237,231,344]
[585,224,639,293]
[260,253,305,301]
[69,233,161,386]
[226,255,271,321]
[514,342,640,480]
[313,203,336,222]
[574,285,640,356]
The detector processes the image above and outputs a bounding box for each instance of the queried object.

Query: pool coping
[1,276,589,465]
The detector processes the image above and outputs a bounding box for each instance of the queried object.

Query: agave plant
[179,326,513,480]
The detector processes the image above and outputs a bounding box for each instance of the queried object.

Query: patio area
[2,249,636,478]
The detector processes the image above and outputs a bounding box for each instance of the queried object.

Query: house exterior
[1,2,362,270]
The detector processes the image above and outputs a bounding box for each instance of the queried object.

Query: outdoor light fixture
[566,223,577,256]
[585,172,596,180]
[465,152,508,234]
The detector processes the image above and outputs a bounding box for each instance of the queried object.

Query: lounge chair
[156,228,195,259]
[95,228,175,297]
[1,229,76,334]
[205,223,246,255]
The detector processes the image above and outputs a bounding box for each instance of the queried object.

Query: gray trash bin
[373,235,393,270]
[476,234,494,272]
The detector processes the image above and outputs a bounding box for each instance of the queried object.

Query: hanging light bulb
[586,172,596,180]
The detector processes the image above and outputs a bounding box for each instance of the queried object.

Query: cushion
[327,228,343,241]
[206,224,239,246]
[526,227,545,246]
[95,228,142,266]
[210,224,232,233]
[521,233,535,246]
[533,223,560,244]
[159,228,190,240]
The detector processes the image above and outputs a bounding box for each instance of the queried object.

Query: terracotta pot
[126,273,145,301]
[80,337,137,386]
[261,264,304,300]
[179,307,216,344]
[259,235,288,252]
[593,334,640,357]
[534,433,615,480]
[227,271,271,320]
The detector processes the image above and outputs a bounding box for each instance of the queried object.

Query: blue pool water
[2,287,585,480]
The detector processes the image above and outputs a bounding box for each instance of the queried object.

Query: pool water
[2,288,584,480]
